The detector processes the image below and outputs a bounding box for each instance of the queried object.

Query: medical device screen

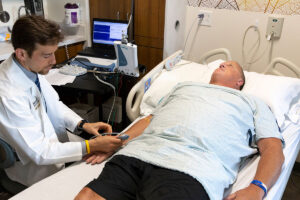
[92,20,128,45]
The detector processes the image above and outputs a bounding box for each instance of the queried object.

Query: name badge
[33,97,40,110]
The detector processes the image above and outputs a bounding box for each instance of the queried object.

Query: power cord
[63,54,118,124]
[242,26,274,70]
[183,14,204,58]
[64,45,70,61]
[93,70,116,124]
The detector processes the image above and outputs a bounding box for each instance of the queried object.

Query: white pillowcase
[140,59,223,115]
[140,59,300,129]
[242,71,300,128]
[281,94,300,130]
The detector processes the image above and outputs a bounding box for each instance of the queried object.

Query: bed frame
[124,49,300,200]
[126,49,300,122]
[9,49,300,200]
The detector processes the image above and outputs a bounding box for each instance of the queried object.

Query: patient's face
[210,61,243,90]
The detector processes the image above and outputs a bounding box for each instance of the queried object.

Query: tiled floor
[1,166,300,200]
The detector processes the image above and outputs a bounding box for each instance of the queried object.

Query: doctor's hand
[224,185,264,200]
[83,122,112,136]
[83,151,114,165]
[89,135,122,153]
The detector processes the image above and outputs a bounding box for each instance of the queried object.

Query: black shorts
[86,155,210,200]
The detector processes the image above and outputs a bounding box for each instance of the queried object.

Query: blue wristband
[251,180,267,197]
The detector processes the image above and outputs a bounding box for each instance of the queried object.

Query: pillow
[140,58,300,129]
[242,71,300,128]
[139,59,223,115]
[277,93,300,130]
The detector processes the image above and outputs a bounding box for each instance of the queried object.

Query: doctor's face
[22,43,58,75]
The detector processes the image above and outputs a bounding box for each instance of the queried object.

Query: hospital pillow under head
[281,94,300,130]
[140,60,222,115]
[140,59,300,129]
[242,71,300,128]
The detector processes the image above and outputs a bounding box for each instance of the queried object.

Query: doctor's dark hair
[11,15,64,57]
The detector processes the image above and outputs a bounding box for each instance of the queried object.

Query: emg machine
[114,34,139,77]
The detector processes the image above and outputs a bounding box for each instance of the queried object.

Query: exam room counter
[0,35,85,61]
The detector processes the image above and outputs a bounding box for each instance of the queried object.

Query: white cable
[268,36,275,64]
[242,26,259,70]
[93,72,116,124]
[183,16,203,57]
[64,45,70,61]
[242,25,270,70]
[127,14,132,29]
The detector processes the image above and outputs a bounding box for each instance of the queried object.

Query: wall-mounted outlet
[198,10,212,26]
[266,16,284,39]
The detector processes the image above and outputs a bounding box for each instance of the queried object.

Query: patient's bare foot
[74,187,105,200]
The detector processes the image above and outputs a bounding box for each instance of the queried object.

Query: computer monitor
[92,18,128,47]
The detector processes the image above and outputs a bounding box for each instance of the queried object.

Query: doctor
[0,15,123,187]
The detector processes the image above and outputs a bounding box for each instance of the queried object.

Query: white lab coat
[0,55,83,186]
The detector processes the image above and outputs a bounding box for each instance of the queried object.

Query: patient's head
[209,61,245,90]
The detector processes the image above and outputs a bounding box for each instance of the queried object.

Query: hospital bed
[10,49,300,200]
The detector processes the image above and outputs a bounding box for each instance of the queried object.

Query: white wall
[0,0,90,46]
[164,3,300,77]
[45,0,90,46]
[164,3,300,162]
[0,0,25,29]
[163,0,187,58]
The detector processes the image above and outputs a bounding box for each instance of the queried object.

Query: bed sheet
[224,123,300,199]
[10,120,299,200]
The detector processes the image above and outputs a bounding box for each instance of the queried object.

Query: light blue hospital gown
[116,82,283,200]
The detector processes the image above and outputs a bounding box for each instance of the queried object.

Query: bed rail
[126,50,183,121]
[264,57,300,78]
[198,48,232,64]
[126,48,233,121]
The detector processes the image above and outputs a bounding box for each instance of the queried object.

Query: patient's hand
[83,151,114,165]
[224,185,264,200]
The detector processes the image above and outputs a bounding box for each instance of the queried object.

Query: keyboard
[78,47,116,60]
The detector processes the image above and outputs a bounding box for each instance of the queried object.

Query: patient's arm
[83,151,114,165]
[224,137,284,200]
[123,115,153,144]
[84,115,152,164]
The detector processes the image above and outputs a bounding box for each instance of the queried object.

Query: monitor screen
[92,20,128,45]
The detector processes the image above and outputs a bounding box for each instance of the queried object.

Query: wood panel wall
[89,0,166,75]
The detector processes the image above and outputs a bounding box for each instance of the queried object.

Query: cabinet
[54,42,84,64]
[134,0,165,73]
[88,0,166,75]
[89,0,132,21]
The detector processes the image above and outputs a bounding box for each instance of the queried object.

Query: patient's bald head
[209,61,245,90]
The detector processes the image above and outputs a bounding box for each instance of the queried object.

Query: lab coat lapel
[6,55,67,142]
[38,75,69,142]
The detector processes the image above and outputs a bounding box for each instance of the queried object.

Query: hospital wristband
[85,140,90,154]
[251,180,267,197]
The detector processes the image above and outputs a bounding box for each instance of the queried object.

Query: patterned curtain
[186,0,300,15]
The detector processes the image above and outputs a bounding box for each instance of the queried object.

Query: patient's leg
[74,187,105,200]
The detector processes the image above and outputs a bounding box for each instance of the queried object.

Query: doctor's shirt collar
[12,54,38,83]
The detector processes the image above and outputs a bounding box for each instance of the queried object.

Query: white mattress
[10,122,300,200]
[224,123,300,199]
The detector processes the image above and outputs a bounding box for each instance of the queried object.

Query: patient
[75,61,284,200]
